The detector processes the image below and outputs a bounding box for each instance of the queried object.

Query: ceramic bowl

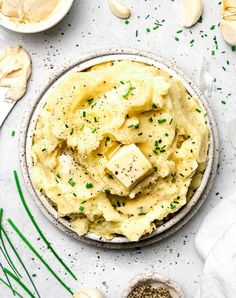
[123,272,184,298]
[0,0,74,33]
[19,48,219,249]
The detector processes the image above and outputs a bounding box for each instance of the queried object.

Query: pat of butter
[106,144,153,191]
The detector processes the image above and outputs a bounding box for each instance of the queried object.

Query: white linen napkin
[195,193,236,298]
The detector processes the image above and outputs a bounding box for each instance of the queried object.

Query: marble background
[0,0,236,297]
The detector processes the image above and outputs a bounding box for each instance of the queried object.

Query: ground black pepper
[128,283,173,298]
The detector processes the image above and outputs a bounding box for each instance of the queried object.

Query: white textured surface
[0,1,236,297]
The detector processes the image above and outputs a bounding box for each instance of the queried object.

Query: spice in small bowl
[128,283,173,298]
[123,272,184,298]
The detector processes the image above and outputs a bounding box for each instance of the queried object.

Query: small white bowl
[123,272,184,298]
[0,0,74,33]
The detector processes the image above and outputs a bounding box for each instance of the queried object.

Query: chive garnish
[0,277,24,298]
[0,261,15,297]
[8,219,73,295]
[13,171,77,281]
[196,108,201,113]
[70,128,74,135]
[122,85,135,99]
[158,119,166,124]
[68,178,76,187]
[0,223,40,297]
[11,131,15,137]
[4,268,36,298]
[169,118,173,125]
[87,98,94,104]
[0,209,21,279]
[82,111,86,117]
[86,183,93,189]
[79,206,84,212]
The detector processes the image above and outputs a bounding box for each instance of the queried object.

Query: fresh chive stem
[0,277,24,298]
[13,171,77,281]
[8,218,73,295]
[4,268,36,298]
[1,225,41,298]
[0,209,22,279]
[0,247,21,280]
[0,261,16,296]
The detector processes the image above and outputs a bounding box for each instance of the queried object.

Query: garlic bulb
[73,287,106,298]
[221,0,236,45]
[182,0,203,27]
[108,0,130,19]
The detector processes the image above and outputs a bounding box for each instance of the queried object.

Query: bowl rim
[19,48,219,249]
[0,0,74,33]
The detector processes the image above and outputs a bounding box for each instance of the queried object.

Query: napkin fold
[195,193,236,298]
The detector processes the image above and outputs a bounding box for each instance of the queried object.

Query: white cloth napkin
[195,193,236,298]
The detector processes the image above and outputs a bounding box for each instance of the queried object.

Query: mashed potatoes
[31,61,209,241]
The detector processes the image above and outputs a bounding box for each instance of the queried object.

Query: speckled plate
[19,49,219,249]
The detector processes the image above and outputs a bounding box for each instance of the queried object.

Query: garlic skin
[182,0,203,27]
[73,287,106,298]
[221,0,236,45]
[108,0,130,19]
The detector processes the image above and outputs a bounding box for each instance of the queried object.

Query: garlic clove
[108,0,130,19]
[221,0,236,45]
[73,287,106,298]
[182,0,203,28]
[221,19,236,45]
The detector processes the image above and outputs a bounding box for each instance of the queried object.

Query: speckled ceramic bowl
[19,49,219,249]
[123,272,184,298]
[0,0,74,33]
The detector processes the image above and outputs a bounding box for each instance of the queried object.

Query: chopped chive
[82,111,86,117]
[148,117,153,123]
[211,50,215,56]
[41,148,47,152]
[169,118,173,125]
[70,128,74,135]
[68,178,76,187]
[210,25,215,30]
[13,171,77,281]
[80,125,84,131]
[232,46,236,52]
[79,206,84,212]
[86,183,93,189]
[11,131,15,137]
[124,19,129,25]
[196,108,201,113]
[87,98,94,104]
[135,30,138,37]
[175,37,179,42]
[92,128,97,134]
[221,100,226,105]
[158,119,166,124]
[146,28,151,33]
